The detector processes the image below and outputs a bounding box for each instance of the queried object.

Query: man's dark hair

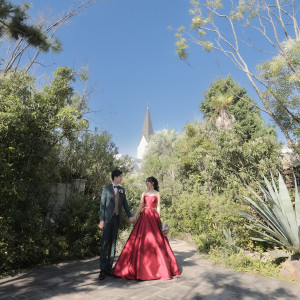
[111,169,122,180]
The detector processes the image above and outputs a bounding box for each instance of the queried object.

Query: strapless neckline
[143,195,157,209]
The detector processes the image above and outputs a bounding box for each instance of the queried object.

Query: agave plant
[222,227,240,252]
[237,173,300,254]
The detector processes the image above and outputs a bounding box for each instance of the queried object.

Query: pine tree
[0,0,51,50]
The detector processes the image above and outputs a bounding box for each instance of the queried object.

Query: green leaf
[294,174,300,235]
[278,173,298,246]
[239,173,300,253]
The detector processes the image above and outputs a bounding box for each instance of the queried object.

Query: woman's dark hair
[111,169,122,180]
[146,176,159,191]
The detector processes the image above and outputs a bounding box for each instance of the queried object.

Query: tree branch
[3,0,96,74]
[275,0,291,40]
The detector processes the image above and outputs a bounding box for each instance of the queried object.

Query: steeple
[137,106,154,159]
[139,106,154,143]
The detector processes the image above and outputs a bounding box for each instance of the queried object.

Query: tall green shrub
[56,195,102,259]
[163,190,252,252]
[0,68,88,274]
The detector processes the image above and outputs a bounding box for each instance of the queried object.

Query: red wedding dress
[113,195,181,280]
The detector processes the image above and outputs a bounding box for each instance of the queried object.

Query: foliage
[116,227,132,255]
[54,194,102,259]
[175,0,300,145]
[141,77,282,258]
[258,39,300,140]
[122,174,144,208]
[200,76,276,141]
[114,174,144,231]
[0,200,47,274]
[208,247,282,279]
[162,191,253,253]
[222,227,240,252]
[1,193,102,275]
[172,121,280,251]
[177,122,280,192]
[0,0,51,51]
[0,66,88,207]
[210,93,235,130]
[238,173,300,254]
[1,1,97,74]
[142,129,184,205]
[57,130,118,197]
[0,67,117,274]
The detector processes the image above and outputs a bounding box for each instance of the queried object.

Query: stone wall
[47,179,86,220]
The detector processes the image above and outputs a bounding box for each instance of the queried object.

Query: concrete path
[0,239,299,300]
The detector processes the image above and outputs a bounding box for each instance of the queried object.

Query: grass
[207,247,300,284]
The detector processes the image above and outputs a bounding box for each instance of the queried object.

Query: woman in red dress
[113,177,181,280]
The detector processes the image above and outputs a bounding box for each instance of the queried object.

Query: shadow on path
[0,239,299,300]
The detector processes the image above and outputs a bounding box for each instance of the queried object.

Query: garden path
[0,239,299,300]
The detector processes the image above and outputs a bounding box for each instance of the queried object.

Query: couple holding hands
[98,169,181,281]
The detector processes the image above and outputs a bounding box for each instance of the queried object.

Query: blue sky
[19,0,286,157]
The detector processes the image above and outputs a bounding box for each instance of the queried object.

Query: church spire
[137,106,154,159]
[139,106,154,143]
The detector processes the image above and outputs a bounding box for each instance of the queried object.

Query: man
[98,169,135,280]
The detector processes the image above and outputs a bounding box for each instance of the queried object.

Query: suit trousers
[100,214,120,271]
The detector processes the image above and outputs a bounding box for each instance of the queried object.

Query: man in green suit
[98,169,136,280]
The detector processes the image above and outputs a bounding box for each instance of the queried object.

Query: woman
[113,177,181,280]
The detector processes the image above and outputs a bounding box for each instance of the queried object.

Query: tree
[142,129,183,204]
[142,122,280,252]
[1,0,96,73]
[0,67,88,184]
[177,122,280,193]
[177,77,280,192]
[0,0,51,50]
[0,0,100,274]
[211,93,235,130]
[0,67,88,272]
[57,130,119,197]
[201,76,276,141]
[146,129,178,156]
[175,0,300,145]
[258,39,300,140]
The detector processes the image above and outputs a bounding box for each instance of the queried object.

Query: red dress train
[113,195,181,280]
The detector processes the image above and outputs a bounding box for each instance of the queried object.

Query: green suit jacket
[99,183,132,224]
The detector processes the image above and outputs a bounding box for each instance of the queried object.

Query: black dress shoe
[107,269,113,277]
[99,270,106,280]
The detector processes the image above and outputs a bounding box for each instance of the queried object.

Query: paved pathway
[0,239,299,300]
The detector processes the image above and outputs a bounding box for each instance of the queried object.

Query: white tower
[137,106,154,159]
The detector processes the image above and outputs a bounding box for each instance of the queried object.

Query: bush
[162,190,254,252]
[0,202,47,275]
[0,68,89,275]
[0,194,102,275]
[55,194,102,259]
[208,246,282,279]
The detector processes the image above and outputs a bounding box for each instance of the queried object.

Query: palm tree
[211,94,235,130]
[147,129,178,156]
